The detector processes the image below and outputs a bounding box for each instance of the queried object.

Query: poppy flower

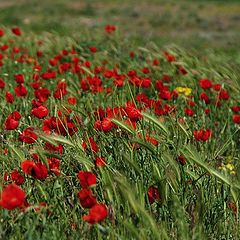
[15,74,25,84]
[164,52,176,62]
[45,142,64,154]
[89,46,97,53]
[162,74,171,82]
[231,106,240,113]
[177,156,187,166]
[83,203,108,224]
[205,108,210,115]
[145,134,158,146]
[105,25,116,34]
[233,115,240,124]
[218,90,230,100]
[153,59,160,66]
[77,171,97,188]
[142,67,150,74]
[0,29,4,37]
[0,78,5,89]
[15,84,28,97]
[4,111,21,130]
[34,88,50,102]
[1,44,8,51]
[41,71,56,80]
[147,186,161,204]
[178,65,187,75]
[0,184,26,210]
[94,118,114,132]
[11,171,25,185]
[125,106,142,122]
[19,127,38,144]
[199,79,212,89]
[77,188,97,208]
[54,117,78,136]
[12,27,22,36]
[47,157,61,176]
[67,97,77,105]
[32,105,49,119]
[21,160,48,180]
[160,90,172,100]
[184,108,194,117]
[82,137,99,153]
[193,129,212,141]
[95,156,106,167]
[200,92,210,104]
[213,84,221,91]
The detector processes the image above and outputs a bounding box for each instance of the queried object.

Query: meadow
[0,1,240,239]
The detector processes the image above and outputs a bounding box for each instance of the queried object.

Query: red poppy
[15,74,25,84]
[12,27,22,36]
[218,90,230,100]
[125,106,142,122]
[213,84,221,91]
[205,108,210,115]
[89,46,97,53]
[11,171,25,185]
[200,92,210,104]
[0,28,4,37]
[77,171,96,188]
[34,88,50,102]
[178,65,187,75]
[21,160,48,180]
[48,157,61,176]
[15,84,28,97]
[231,106,240,113]
[177,156,187,166]
[142,67,150,74]
[82,137,99,153]
[164,52,176,62]
[41,71,56,80]
[184,108,194,117]
[199,79,212,89]
[19,127,38,144]
[145,134,158,146]
[4,111,21,130]
[95,156,106,167]
[162,74,171,82]
[0,184,26,210]
[105,25,116,34]
[153,59,160,66]
[1,44,8,51]
[160,90,171,100]
[147,186,161,204]
[0,78,5,89]
[32,105,49,119]
[233,115,240,124]
[45,142,64,154]
[83,203,108,224]
[94,118,114,132]
[77,188,97,208]
[193,129,212,141]
[67,97,77,105]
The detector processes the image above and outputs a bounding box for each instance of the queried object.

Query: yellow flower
[226,163,234,171]
[184,88,192,96]
[175,87,185,93]
[175,87,192,96]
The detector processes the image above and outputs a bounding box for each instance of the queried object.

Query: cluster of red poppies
[77,171,107,224]
[0,24,239,229]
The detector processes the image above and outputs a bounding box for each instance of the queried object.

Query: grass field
[0,1,240,239]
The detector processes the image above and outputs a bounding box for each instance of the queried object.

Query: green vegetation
[0,1,240,239]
